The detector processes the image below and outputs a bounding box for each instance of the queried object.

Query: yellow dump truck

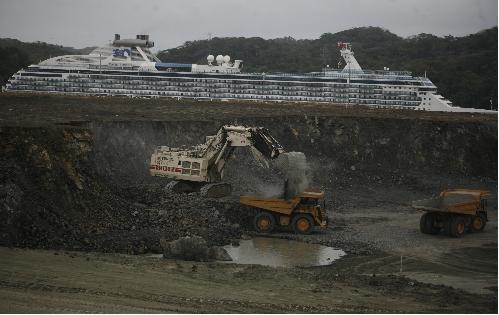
[412,189,490,237]
[239,190,328,234]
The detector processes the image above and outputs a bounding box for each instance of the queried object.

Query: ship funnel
[113,34,154,48]
[136,34,150,41]
[338,42,363,72]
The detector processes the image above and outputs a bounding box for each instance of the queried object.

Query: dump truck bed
[239,196,300,215]
[412,189,489,215]
[239,190,325,216]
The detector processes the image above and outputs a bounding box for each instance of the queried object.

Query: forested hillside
[158,27,497,109]
[1,27,496,109]
[0,39,94,83]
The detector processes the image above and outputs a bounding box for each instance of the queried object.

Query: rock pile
[0,127,248,254]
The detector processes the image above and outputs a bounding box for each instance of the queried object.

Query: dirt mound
[0,127,245,253]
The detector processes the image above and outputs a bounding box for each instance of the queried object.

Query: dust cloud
[274,152,312,199]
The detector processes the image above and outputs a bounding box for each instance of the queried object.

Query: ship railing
[89,64,139,71]
[253,70,415,81]
[414,76,436,88]
[323,69,412,76]
[321,72,414,80]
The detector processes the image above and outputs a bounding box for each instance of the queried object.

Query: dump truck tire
[419,213,428,234]
[166,180,201,193]
[470,215,486,232]
[449,215,466,237]
[254,212,275,233]
[420,213,439,234]
[442,215,452,236]
[292,214,313,235]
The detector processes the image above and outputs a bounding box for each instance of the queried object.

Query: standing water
[224,237,345,267]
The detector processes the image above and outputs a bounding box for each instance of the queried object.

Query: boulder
[208,246,232,261]
[160,235,232,262]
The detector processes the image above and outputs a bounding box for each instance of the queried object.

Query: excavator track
[200,182,232,198]
[166,180,232,198]
[165,180,202,193]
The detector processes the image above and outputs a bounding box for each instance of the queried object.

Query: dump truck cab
[240,190,327,234]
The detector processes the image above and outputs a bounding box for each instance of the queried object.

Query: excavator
[149,125,284,197]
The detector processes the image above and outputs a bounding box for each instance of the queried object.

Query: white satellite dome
[207,55,214,64]
[215,55,223,65]
[223,55,230,63]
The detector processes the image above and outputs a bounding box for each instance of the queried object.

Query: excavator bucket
[250,128,284,159]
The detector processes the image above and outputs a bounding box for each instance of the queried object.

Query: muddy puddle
[223,237,345,267]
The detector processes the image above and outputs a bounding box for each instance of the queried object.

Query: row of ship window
[14,77,417,97]
[82,75,422,88]
[9,81,417,101]
[20,71,425,89]
[7,85,421,105]
[10,81,419,101]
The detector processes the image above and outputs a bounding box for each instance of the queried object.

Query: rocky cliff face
[0,115,496,252]
[89,116,497,190]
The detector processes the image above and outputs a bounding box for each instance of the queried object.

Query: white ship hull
[4,35,496,114]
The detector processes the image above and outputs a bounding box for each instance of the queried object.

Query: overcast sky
[0,0,496,51]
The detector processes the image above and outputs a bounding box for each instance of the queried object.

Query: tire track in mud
[341,249,497,279]
[0,279,362,313]
[441,246,497,274]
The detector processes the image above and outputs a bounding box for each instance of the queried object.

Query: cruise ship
[3,34,493,113]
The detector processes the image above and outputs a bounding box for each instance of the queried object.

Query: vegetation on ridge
[159,27,498,109]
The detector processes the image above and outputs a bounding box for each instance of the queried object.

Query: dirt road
[0,244,495,313]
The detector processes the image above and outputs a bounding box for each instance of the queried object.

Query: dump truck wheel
[449,215,466,237]
[470,215,486,232]
[427,213,440,234]
[292,214,313,235]
[442,215,453,236]
[420,213,439,234]
[254,212,275,233]
[420,213,428,234]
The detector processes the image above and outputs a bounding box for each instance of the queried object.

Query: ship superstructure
[4,35,494,113]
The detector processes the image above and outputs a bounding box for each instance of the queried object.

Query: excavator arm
[248,127,283,160]
[206,125,284,181]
